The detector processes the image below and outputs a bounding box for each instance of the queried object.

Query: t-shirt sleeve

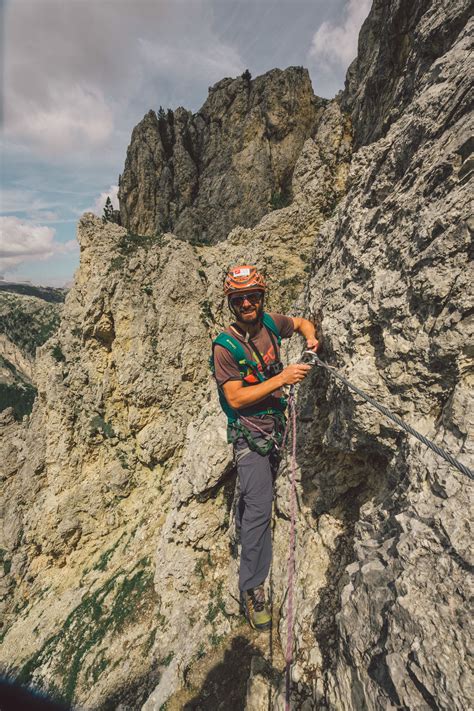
[213,344,242,387]
[269,312,295,339]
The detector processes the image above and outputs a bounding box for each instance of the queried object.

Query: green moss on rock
[16,562,156,704]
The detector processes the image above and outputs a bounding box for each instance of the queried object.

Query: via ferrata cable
[302,351,473,480]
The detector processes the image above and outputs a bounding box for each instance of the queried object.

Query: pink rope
[241,388,297,708]
[239,415,277,444]
[284,386,297,710]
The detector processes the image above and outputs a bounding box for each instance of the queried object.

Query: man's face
[230,291,264,324]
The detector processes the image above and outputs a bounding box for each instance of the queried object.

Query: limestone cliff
[1,1,472,710]
[118,67,326,244]
[307,1,473,707]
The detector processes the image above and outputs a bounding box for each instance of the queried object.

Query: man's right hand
[279,363,311,386]
[222,363,312,409]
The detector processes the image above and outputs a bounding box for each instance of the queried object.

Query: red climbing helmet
[223,265,266,296]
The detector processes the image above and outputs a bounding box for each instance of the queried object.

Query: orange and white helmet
[223,265,266,296]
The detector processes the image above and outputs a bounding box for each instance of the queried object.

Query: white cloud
[309,0,371,69]
[4,84,115,157]
[0,217,78,273]
[35,211,61,222]
[2,0,244,161]
[138,39,244,83]
[0,189,54,215]
[0,189,66,225]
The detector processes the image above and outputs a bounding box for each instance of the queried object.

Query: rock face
[307,2,473,707]
[344,0,473,149]
[118,67,326,243]
[1,1,472,709]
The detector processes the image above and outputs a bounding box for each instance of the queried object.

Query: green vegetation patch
[188,234,211,246]
[205,581,227,624]
[269,189,292,211]
[0,354,18,375]
[92,533,127,573]
[90,415,116,439]
[108,232,165,272]
[51,344,65,363]
[0,283,66,303]
[0,549,12,576]
[0,381,37,420]
[194,552,213,581]
[199,299,213,327]
[16,563,156,703]
[0,294,62,355]
[158,651,174,667]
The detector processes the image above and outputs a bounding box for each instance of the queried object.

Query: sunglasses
[230,292,263,307]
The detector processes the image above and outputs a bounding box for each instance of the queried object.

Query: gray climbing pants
[234,439,280,592]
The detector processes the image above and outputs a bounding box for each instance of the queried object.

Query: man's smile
[239,306,259,321]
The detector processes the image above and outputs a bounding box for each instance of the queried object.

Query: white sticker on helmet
[233,267,250,277]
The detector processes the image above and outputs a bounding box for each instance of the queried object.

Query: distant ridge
[0,281,67,303]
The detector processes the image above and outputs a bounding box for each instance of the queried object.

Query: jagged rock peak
[343,0,473,147]
[118,66,327,244]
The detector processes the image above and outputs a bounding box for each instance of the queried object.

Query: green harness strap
[210,313,287,454]
[227,411,287,456]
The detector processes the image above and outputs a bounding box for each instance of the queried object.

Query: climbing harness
[228,411,287,456]
[301,351,473,480]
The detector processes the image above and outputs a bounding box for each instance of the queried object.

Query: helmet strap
[228,296,240,320]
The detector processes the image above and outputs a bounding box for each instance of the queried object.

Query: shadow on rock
[97,666,161,711]
[183,635,269,710]
[292,358,399,704]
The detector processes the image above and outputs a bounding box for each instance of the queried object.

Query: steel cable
[302,352,473,480]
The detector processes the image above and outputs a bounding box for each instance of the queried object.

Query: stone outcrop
[344,0,473,149]
[118,67,326,244]
[1,0,472,709]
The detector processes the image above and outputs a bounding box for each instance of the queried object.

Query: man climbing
[212,265,319,631]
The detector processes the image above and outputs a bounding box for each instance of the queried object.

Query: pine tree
[102,196,115,223]
[157,105,166,122]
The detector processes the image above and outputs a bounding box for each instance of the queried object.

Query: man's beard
[244,300,264,324]
[229,298,264,324]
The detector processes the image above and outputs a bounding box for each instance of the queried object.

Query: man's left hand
[306,337,319,352]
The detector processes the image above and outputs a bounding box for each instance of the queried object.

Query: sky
[0,0,371,287]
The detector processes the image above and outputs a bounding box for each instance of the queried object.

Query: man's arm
[222,363,311,409]
[292,317,319,352]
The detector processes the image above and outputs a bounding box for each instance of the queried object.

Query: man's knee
[242,497,273,527]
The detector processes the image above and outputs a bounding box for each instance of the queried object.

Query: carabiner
[300,350,320,366]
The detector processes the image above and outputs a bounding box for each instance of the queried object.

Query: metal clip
[300,350,320,365]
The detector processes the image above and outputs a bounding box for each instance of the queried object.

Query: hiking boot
[241,584,271,631]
